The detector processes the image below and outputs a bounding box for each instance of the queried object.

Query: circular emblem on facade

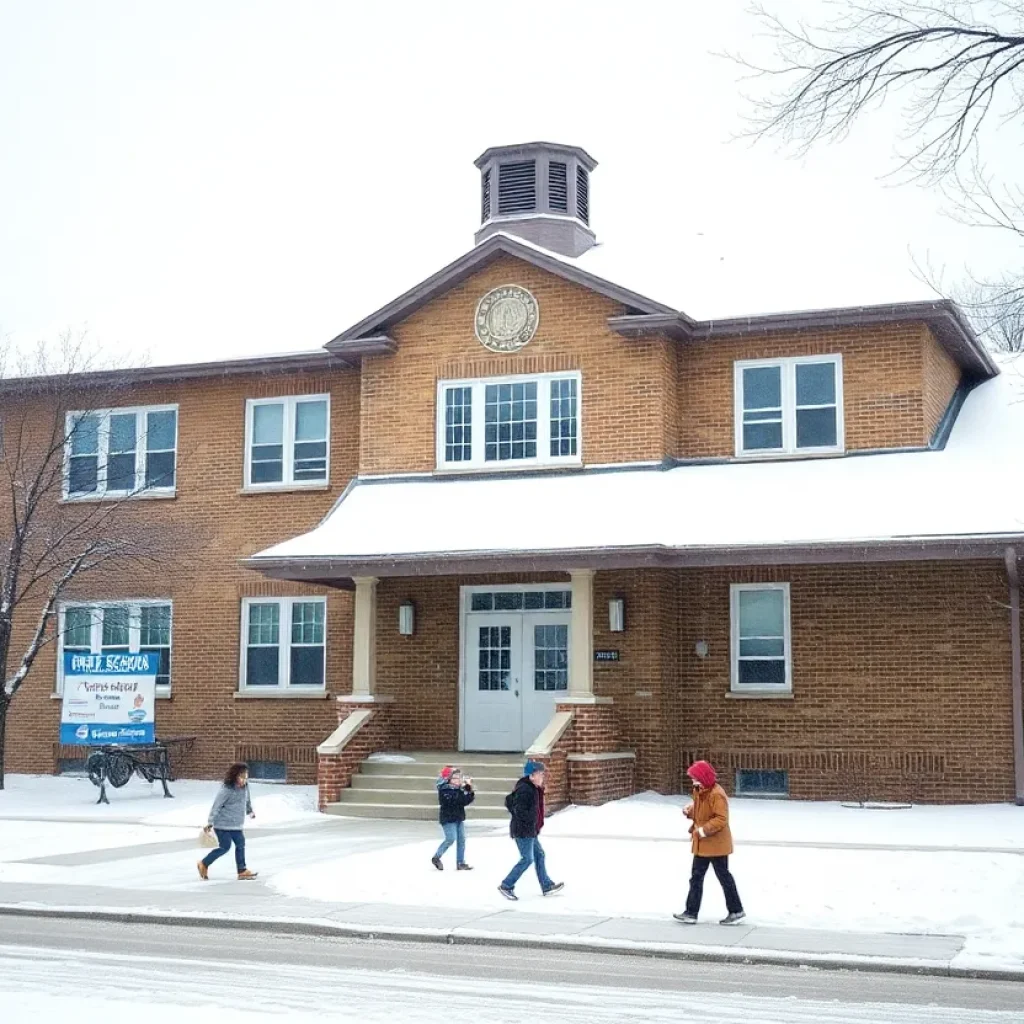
[474,285,539,353]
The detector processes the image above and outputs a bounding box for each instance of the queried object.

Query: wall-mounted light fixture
[608,596,625,633]
[694,640,710,659]
[399,600,415,636]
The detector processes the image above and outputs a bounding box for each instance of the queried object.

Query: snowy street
[4,916,1023,1023]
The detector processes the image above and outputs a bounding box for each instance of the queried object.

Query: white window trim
[62,404,179,500]
[435,371,583,472]
[56,599,173,695]
[733,355,844,458]
[729,583,792,693]
[239,597,327,691]
[243,394,331,491]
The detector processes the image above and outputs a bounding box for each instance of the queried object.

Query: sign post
[60,651,158,746]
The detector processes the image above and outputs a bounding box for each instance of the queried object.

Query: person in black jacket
[498,760,563,901]
[431,766,475,870]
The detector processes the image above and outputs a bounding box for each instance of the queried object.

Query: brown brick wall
[922,332,963,440]
[676,323,953,458]
[671,560,1016,803]
[358,255,677,474]
[5,367,360,782]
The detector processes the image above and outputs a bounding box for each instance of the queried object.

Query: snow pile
[0,774,321,828]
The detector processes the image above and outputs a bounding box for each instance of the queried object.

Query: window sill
[725,690,794,700]
[61,490,177,505]
[434,459,583,476]
[732,449,845,463]
[234,690,331,699]
[238,483,331,495]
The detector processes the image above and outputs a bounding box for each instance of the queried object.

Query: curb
[1,903,1020,982]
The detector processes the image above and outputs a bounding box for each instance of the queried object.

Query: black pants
[685,855,743,916]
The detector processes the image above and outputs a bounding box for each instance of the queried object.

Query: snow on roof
[252,364,1024,565]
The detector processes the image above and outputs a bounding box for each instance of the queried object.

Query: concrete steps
[324,751,523,821]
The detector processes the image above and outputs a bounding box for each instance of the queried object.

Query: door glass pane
[478,625,511,691]
[534,624,568,691]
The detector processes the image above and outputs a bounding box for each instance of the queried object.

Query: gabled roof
[247,360,1024,581]
[324,232,678,352]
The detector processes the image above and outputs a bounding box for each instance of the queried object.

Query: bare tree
[738,2,1024,343]
[741,2,1024,180]
[0,335,194,788]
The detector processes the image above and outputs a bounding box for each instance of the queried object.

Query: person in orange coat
[673,760,745,925]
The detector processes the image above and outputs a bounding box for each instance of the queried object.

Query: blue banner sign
[59,651,157,746]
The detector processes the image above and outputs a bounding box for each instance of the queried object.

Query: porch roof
[246,365,1024,582]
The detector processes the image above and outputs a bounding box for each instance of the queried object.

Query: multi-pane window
[730,584,791,692]
[437,373,581,470]
[65,407,178,498]
[58,602,173,692]
[734,356,843,457]
[470,589,572,612]
[533,624,568,692]
[245,396,329,488]
[241,598,326,689]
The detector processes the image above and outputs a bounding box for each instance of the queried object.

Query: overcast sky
[1,1,1021,367]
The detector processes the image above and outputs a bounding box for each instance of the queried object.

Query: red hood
[687,760,717,789]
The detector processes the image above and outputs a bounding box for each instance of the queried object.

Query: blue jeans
[435,821,466,864]
[202,829,246,872]
[501,837,553,891]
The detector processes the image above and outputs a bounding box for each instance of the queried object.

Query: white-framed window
[240,597,326,689]
[244,395,330,489]
[57,601,172,694]
[64,406,178,499]
[436,372,582,470]
[733,355,843,457]
[730,583,792,692]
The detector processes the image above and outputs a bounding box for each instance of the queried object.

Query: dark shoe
[542,882,564,896]
[457,863,473,871]
[237,870,258,880]
[673,912,698,924]
[498,885,518,901]
[431,856,443,871]
[720,912,746,925]
[196,860,208,881]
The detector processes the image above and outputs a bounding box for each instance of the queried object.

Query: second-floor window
[734,355,843,458]
[436,372,581,470]
[245,395,330,489]
[65,406,178,499]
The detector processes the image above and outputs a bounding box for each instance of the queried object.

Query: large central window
[436,372,581,470]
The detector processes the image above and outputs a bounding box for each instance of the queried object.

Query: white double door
[463,612,570,752]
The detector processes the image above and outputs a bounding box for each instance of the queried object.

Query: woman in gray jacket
[197,762,257,880]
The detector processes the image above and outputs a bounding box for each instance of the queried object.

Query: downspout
[1004,547,1024,805]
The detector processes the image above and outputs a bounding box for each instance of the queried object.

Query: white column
[568,569,595,697]
[351,576,378,697]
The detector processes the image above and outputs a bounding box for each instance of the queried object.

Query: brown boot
[237,869,259,880]
[197,861,208,880]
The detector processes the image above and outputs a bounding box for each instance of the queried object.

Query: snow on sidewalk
[0,774,321,828]
[543,792,1024,851]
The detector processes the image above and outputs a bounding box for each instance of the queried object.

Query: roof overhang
[610,300,999,379]
[245,535,1023,586]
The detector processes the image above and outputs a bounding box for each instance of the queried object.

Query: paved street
[4,915,1023,1022]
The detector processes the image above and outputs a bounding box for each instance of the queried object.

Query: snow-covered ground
[0,773,320,827]
[5,944,1019,1024]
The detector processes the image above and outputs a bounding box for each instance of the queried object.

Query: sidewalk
[0,878,1011,982]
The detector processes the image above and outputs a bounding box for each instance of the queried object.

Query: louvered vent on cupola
[576,166,589,224]
[497,160,537,215]
[548,161,568,213]
[481,169,491,222]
